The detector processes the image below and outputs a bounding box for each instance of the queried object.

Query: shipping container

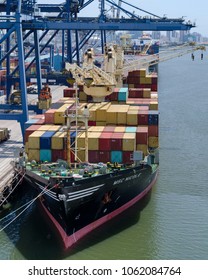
[28,149,40,162]
[99,132,112,151]
[110,151,122,163]
[28,130,45,149]
[40,149,52,162]
[40,131,56,149]
[136,126,148,145]
[110,132,123,150]
[122,132,136,151]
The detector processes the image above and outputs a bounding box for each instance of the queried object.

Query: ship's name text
[113,173,141,185]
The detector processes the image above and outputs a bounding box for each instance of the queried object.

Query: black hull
[24,164,158,250]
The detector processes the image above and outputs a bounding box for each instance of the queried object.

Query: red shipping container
[110,132,123,150]
[148,125,159,137]
[151,84,158,91]
[88,150,99,163]
[98,151,110,163]
[123,151,134,164]
[25,125,42,142]
[138,111,149,125]
[52,149,68,162]
[36,119,45,125]
[44,109,56,124]
[136,126,148,144]
[99,132,112,151]
[108,91,118,101]
[103,126,116,132]
[88,121,96,126]
[63,88,76,97]
[128,88,143,98]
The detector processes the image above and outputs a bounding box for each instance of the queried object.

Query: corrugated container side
[123,151,133,164]
[28,149,40,162]
[127,110,138,126]
[40,131,56,149]
[40,149,52,162]
[149,101,158,110]
[99,132,112,151]
[88,150,99,163]
[44,109,56,124]
[98,151,110,163]
[148,111,159,125]
[28,131,45,149]
[148,136,159,148]
[122,132,136,151]
[148,125,159,137]
[136,127,148,145]
[54,104,68,124]
[138,111,149,125]
[52,149,67,162]
[110,132,123,150]
[51,131,66,150]
[96,103,111,122]
[110,151,122,163]
[88,132,101,150]
[77,132,86,149]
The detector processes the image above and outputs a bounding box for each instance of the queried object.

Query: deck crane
[65,47,117,102]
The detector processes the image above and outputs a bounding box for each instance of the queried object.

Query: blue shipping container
[111,151,123,163]
[125,127,137,133]
[40,149,52,162]
[148,111,159,125]
[118,88,128,102]
[40,131,56,149]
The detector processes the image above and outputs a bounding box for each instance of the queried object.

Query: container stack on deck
[24,68,159,164]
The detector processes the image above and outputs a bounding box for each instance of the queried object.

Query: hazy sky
[37,0,207,36]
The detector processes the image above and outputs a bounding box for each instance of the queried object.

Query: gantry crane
[0,0,196,138]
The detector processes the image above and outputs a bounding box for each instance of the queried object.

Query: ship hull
[24,164,158,250]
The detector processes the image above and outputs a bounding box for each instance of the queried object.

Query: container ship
[14,46,159,250]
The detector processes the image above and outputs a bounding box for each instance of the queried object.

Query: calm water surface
[0,52,208,260]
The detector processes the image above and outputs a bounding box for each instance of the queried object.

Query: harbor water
[0,52,208,260]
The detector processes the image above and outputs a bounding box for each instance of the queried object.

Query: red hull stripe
[40,171,158,250]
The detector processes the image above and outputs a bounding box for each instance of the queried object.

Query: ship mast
[65,83,89,167]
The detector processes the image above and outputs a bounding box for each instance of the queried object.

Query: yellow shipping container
[88,126,104,132]
[54,104,69,124]
[96,103,111,122]
[28,131,45,149]
[128,84,135,89]
[77,132,86,149]
[106,104,121,124]
[148,137,159,148]
[136,144,148,156]
[28,149,40,162]
[139,68,146,77]
[114,126,126,132]
[96,121,106,126]
[51,131,66,150]
[122,132,136,151]
[89,103,102,121]
[151,93,158,99]
[25,142,29,154]
[48,125,61,131]
[88,132,101,150]
[143,88,151,98]
[149,101,158,110]
[77,150,86,162]
[37,125,53,131]
[117,105,129,125]
[127,110,138,125]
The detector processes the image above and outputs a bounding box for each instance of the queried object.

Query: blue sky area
[37,1,207,36]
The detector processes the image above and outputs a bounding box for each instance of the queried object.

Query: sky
[37,0,207,37]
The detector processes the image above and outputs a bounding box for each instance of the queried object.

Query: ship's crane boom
[122,43,206,75]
